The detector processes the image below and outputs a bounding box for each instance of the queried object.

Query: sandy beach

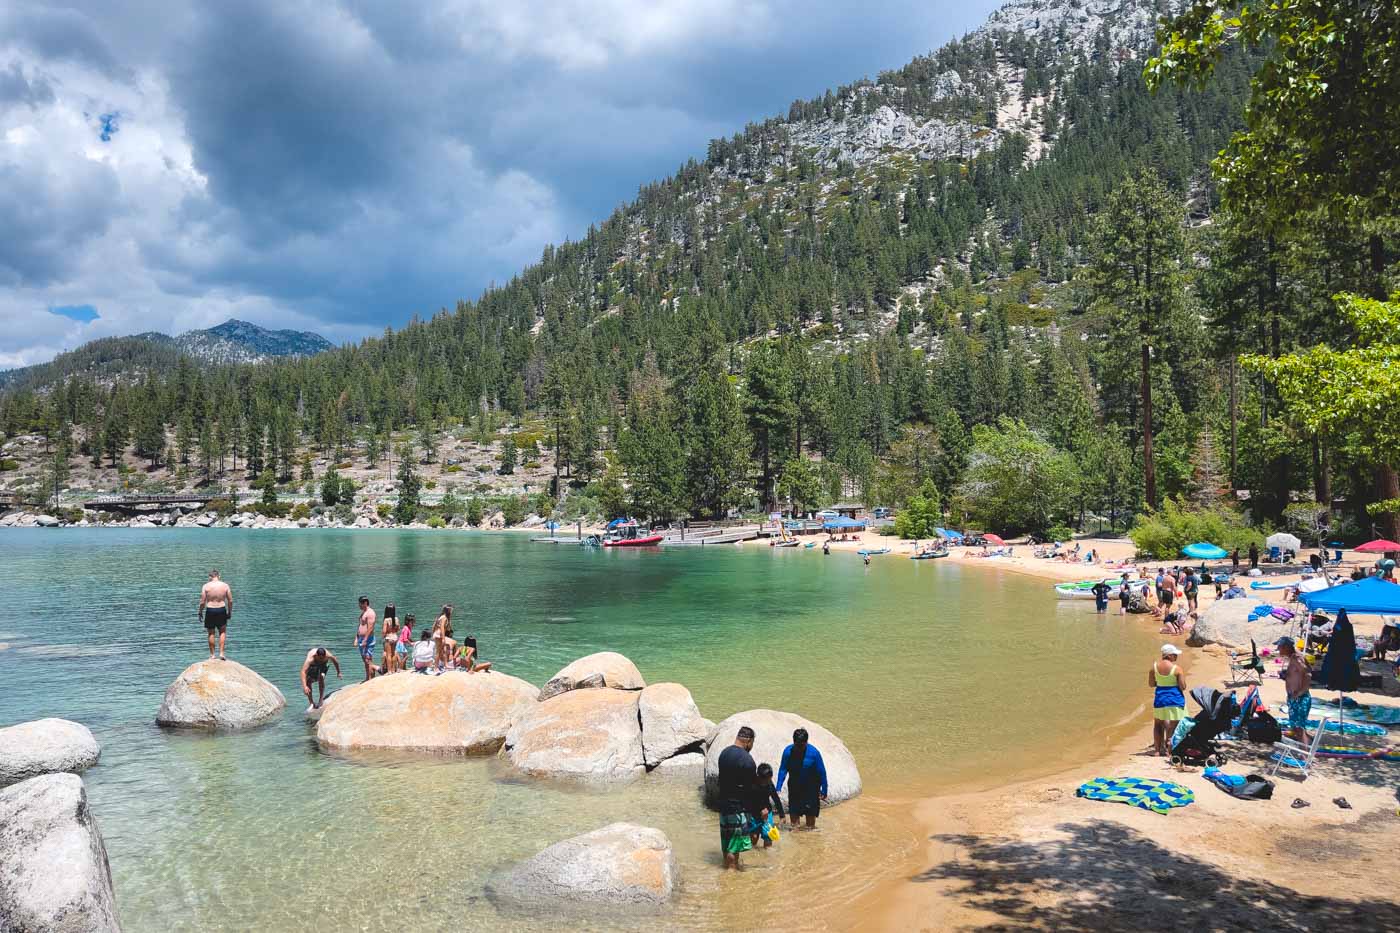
[791,534,1400,930]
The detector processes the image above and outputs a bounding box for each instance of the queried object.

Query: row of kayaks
[1054,578,1139,600]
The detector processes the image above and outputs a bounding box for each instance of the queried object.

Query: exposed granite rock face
[539,652,646,700]
[487,822,674,911]
[156,659,286,730]
[317,672,538,754]
[638,683,708,767]
[1187,598,1273,650]
[0,718,101,786]
[0,774,121,932]
[505,688,645,782]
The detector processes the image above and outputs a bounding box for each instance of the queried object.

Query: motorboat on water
[602,520,664,547]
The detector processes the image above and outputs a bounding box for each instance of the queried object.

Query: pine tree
[498,436,517,475]
[743,341,797,511]
[394,443,421,524]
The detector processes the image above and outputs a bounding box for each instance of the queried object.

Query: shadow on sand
[914,820,1400,932]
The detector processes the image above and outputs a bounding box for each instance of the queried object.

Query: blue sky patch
[49,304,100,323]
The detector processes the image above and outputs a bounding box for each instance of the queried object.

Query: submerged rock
[0,773,121,933]
[638,683,708,767]
[539,651,646,700]
[505,688,645,782]
[488,822,674,911]
[317,671,538,754]
[1186,597,1269,650]
[704,710,861,807]
[0,718,101,786]
[156,659,286,730]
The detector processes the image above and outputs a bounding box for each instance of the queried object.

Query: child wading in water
[749,762,785,848]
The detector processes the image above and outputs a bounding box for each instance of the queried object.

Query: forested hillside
[3,0,1395,541]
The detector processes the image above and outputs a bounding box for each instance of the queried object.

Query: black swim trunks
[204,606,229,631]
[306,662,327,684]
[788,787,821,818]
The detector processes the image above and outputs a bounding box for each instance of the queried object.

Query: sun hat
[1274,636,1295,650]
[1161,644,1181,656]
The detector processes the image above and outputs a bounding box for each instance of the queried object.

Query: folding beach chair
[1267,717,1331,780]
[1268,545,1282,563]
[1228,639,1265,686]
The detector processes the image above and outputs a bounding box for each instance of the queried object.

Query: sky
[0,0,1004,369]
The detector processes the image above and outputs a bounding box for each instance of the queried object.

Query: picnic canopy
[935,527,964,541]
[823,516,866,530]
[1299,576,1400,615]
[1183,542,1228,560]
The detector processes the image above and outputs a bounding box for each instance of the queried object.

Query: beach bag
[1245,710,1282,745]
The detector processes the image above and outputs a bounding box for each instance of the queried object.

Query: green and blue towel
[1075,777,1195,814]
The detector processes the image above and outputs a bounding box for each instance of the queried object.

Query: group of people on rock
[195,570,494,712]
[716,725,829,871]
[304,598,493,707]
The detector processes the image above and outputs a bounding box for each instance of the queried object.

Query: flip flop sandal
[1290,798,1310,809]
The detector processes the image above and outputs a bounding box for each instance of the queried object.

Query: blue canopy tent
[934,527,964,541]
[822,516,866,530]
[1299,576,1400,615]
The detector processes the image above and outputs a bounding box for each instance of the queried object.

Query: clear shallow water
[0,529,1161,931]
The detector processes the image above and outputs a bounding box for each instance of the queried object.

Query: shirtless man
[300,647,342,710]
[198,570,233,660]
[354,597,377,681]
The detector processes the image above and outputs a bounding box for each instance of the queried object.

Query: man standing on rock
[354,597,377,682]
[300,647,342,711]
[198,569,233,661]
[718,725,761,870]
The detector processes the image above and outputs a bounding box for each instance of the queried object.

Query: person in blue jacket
[776,727,828,829]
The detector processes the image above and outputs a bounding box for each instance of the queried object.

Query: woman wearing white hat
[1149,644,1187,756]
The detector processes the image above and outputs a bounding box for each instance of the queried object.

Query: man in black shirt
[717,725,760,870]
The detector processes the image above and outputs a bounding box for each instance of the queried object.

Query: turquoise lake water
[0,529,1162,931]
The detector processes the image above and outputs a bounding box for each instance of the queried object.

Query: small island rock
[505,688,645,782]
[488,822,674,911]
[0,774,121,933]
[156,659,286,730]
[317,672,538,754]
[704,709,861,807]
[0,718,101,786]
[539,651,646,700]
[638,683,708,766]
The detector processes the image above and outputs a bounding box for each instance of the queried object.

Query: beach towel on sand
[1075,777,1194,814]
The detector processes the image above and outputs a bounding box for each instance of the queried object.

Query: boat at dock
[602,520,663,547]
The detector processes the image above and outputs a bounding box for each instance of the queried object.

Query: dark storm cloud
[1,0,1004,360]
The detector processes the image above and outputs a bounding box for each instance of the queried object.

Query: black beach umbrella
[1318,609,1361,731]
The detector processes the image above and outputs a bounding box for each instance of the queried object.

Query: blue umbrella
[1182,542,1228,560]
[544,520,559,530]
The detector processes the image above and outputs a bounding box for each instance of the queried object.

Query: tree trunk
[1228,355,1238,488]
[1140,336,1156,510]
[1368,233,1399,539]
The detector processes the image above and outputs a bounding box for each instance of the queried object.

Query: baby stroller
[1170,686,1240,768]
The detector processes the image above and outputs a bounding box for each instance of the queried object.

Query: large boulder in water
[539,651,645,700]
[638,683,708,767]
[704,709,861,808]
[505,688,645,782]
[0,774,121,933]
[156,659,286,730]
[0,718,101,787]
[317,672,539,754]
[487,822,674,911]
[1187,597,1270,650]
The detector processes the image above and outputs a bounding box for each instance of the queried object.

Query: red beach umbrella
[983,533,1005,546]
[1355,539,1400,553]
